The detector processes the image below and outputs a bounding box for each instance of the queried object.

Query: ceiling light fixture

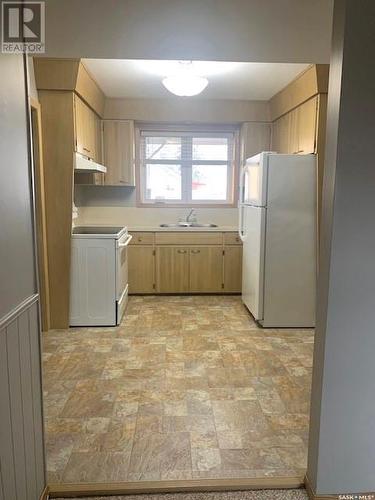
[162,61,209,97]
[162,74,208,97]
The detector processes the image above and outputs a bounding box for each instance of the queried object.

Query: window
[138,127,236,205]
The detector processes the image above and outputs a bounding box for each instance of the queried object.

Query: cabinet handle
[83,147,91,153]
[191,249,201,254]
[235,237,240,242]
[177,249,187,254]
[137,237,143,242]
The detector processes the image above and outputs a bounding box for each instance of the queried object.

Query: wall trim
[49,476,304,497]
[0,293,39,331]
[40,485,49,500]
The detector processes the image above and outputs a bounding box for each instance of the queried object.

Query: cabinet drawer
[224,232,242,245]
[155,232,223,245]
[130,232,154,245]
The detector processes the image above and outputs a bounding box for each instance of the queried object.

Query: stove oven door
[116,233,132,324]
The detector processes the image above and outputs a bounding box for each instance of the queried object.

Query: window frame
[136,124,239,208]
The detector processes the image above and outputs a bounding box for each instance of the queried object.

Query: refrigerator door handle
[239,204,245,241]
[239,164,246,204]
[239,166,246,241]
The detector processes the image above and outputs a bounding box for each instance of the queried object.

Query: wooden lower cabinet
[156,246,190,293]
[128,232,243,294]
[190,247,223,292]
[128,246,155,293]
[224,246,243,292]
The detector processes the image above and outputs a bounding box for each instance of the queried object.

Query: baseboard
[40,485,49,500]
[304,474,338,500]
[49,475,304,497]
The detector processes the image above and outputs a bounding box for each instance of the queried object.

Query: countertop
[127,226,238,232]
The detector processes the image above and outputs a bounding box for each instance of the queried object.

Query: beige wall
[308,0,375,494]
[104,97,270,122]
[0,53,46,500]
[44,0,333,63]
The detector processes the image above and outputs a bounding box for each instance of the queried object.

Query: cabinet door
[189,247,223,292]
[94,115,102,164]
[297,96,317,153]
[224,246,243,292]
[103,120,135,186]
[75,95,95,160]
[156,246,189,293]
[128,246,155,293]
[288,108,299,154]
[272,114,290,154]
[240,122,271,163]
[271,119,281,153]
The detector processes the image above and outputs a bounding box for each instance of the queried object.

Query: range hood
[74,152,107,174]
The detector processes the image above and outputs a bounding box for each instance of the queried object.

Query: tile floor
[43,296,313,484]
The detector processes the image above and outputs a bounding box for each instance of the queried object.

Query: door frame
[30,96,50,332]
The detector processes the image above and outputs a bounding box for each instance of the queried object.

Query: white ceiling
[83,59,310,100]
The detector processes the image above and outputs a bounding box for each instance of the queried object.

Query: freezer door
[241,205,266,321]
[243,152,268,207]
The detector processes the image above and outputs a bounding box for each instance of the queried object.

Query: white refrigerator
[239,152,316,327]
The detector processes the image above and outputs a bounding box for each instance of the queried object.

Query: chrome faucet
[186,209,196,224]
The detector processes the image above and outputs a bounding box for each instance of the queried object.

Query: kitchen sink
[160,223,218,228]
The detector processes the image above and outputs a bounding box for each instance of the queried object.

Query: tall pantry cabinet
[34,58,106,328]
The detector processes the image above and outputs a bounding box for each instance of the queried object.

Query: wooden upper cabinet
[240,122,271,163]
[74,94,104,185]
[74,94,103,163]
[272,113,290,154]
[189,247,223,293]
[288,108,299,154]
[94,114,102,164]
[297,96,318,154]
[103,120,135,186]
[271,96,318,155]
[271,119,281,154]
[75,95,94,160]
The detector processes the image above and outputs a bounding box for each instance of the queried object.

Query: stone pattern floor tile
[43,295,313,483]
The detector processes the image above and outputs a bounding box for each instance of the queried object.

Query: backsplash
[75,185,136,207]
[75,206,238,229]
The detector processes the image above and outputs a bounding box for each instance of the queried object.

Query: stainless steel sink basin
[159,223,218,228]
[191,223,218,227]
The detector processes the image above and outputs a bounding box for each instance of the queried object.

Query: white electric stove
[70,226,132,326]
